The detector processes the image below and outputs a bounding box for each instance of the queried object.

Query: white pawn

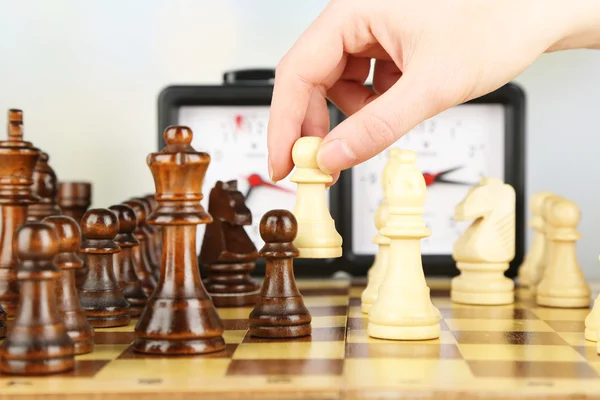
[290,137,343,258]
[366,148,400,282]
[529,195,563,291]
[451,177,515,305]
[367,149,440,341]
[536,198,590,308]
[361,151,398,313]
[517,191,553,287]
[585,290,600,342]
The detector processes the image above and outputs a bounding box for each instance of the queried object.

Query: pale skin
[266,0,600,184]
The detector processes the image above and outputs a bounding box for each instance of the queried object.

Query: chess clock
[157,69,345,276]
[338,83,526,278]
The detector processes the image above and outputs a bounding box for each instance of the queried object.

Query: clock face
[178,105,330,252]
[350,103,506,256]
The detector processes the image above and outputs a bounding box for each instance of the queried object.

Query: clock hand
[422,166,466,186]
[244,173,296,198]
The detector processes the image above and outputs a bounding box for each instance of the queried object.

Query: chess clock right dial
[341,84,525,276]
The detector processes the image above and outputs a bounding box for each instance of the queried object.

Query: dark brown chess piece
[57,182,92,222]
[0,221,75,374]
[78,208,130,327]
[43,215,94,355]
[122,199,157,296]
[133,126,225,355]
[144,193,162,259]
[130,197,161,280]
[27,152,62,221]
[0,109,41,317]
[58,181,92,288]
[109,204,148,317]
[199,180,260,307]
[249,210,311,338]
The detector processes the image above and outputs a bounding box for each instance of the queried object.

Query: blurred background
[1,0,599,277]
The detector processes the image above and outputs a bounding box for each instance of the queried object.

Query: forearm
[546,0,600,51]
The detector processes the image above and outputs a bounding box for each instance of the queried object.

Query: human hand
[267,0,600,184]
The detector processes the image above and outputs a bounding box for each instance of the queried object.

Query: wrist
[546,0,600,51]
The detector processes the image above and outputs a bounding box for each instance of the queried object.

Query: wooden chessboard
[1,277,599,400]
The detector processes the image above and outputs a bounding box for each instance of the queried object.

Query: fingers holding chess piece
[42,215,94,355]
[78,209,131,327]
[0,222,75,374]
[290,137,342,258]
[249,210,311,338]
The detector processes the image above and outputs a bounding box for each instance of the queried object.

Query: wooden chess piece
[43,215,94,355]
[367,150,441,340]
[0,109,41,316]
[133,126,225,355]
[109,204,148,317]
[144,194,162,261]
[27,152,62,221]
[249,209,311,338]
[78,208,131,327]
[450,177,516,305]
[131,197,161,280]
[0,221,75,374]
[289,136,342,258]
[517,191,554,287]
[536,198,590,307]
[58,182,92,222]
[58,181,92,288]
[199,180,260,307]
[122,199,157,296]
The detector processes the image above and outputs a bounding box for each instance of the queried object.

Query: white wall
[1,0,599,277]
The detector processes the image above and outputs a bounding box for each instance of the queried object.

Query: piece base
[295,247,342,259]
[86,313,131,328]
[536,295,590,308]
[585,327,597,342]
[367,322,440,341]
[0,356,75,375]
[451,290,514,305]
[210,291,259,307]
[128,305,145,318]
[73,340,94,355]
[132,336,226,355]
[248,324,311,338]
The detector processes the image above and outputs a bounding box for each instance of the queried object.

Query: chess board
[1,277,600,400]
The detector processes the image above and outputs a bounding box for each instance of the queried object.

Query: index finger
[267,4,346,182]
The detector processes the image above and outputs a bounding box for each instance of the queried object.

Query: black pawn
[248,210,311,338]
[78,208,130,327]
[0,222,75,374]
[109,204,148,317]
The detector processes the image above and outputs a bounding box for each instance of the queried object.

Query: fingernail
[268,159,276,183]
[317,139,357,174]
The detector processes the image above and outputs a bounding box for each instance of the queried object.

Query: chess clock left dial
[178,105,325,251]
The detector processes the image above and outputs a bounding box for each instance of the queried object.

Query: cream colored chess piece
[451,177,516,305]
[361,150,401,313]
[366,148,400,282]
[529,195,563,292]
[517,191,554,287]
[367,149,440,340]
[585,288,600,341]
[290,137,342,258]
[536,198,590,308]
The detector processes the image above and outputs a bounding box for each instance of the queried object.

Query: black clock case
[158,77,525,279]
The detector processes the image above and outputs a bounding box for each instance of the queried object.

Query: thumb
[316,74,448,174]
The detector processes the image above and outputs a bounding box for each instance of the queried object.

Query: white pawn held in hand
[367,149,441,341]
[536,198,590,308]
[289,137,342,259]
